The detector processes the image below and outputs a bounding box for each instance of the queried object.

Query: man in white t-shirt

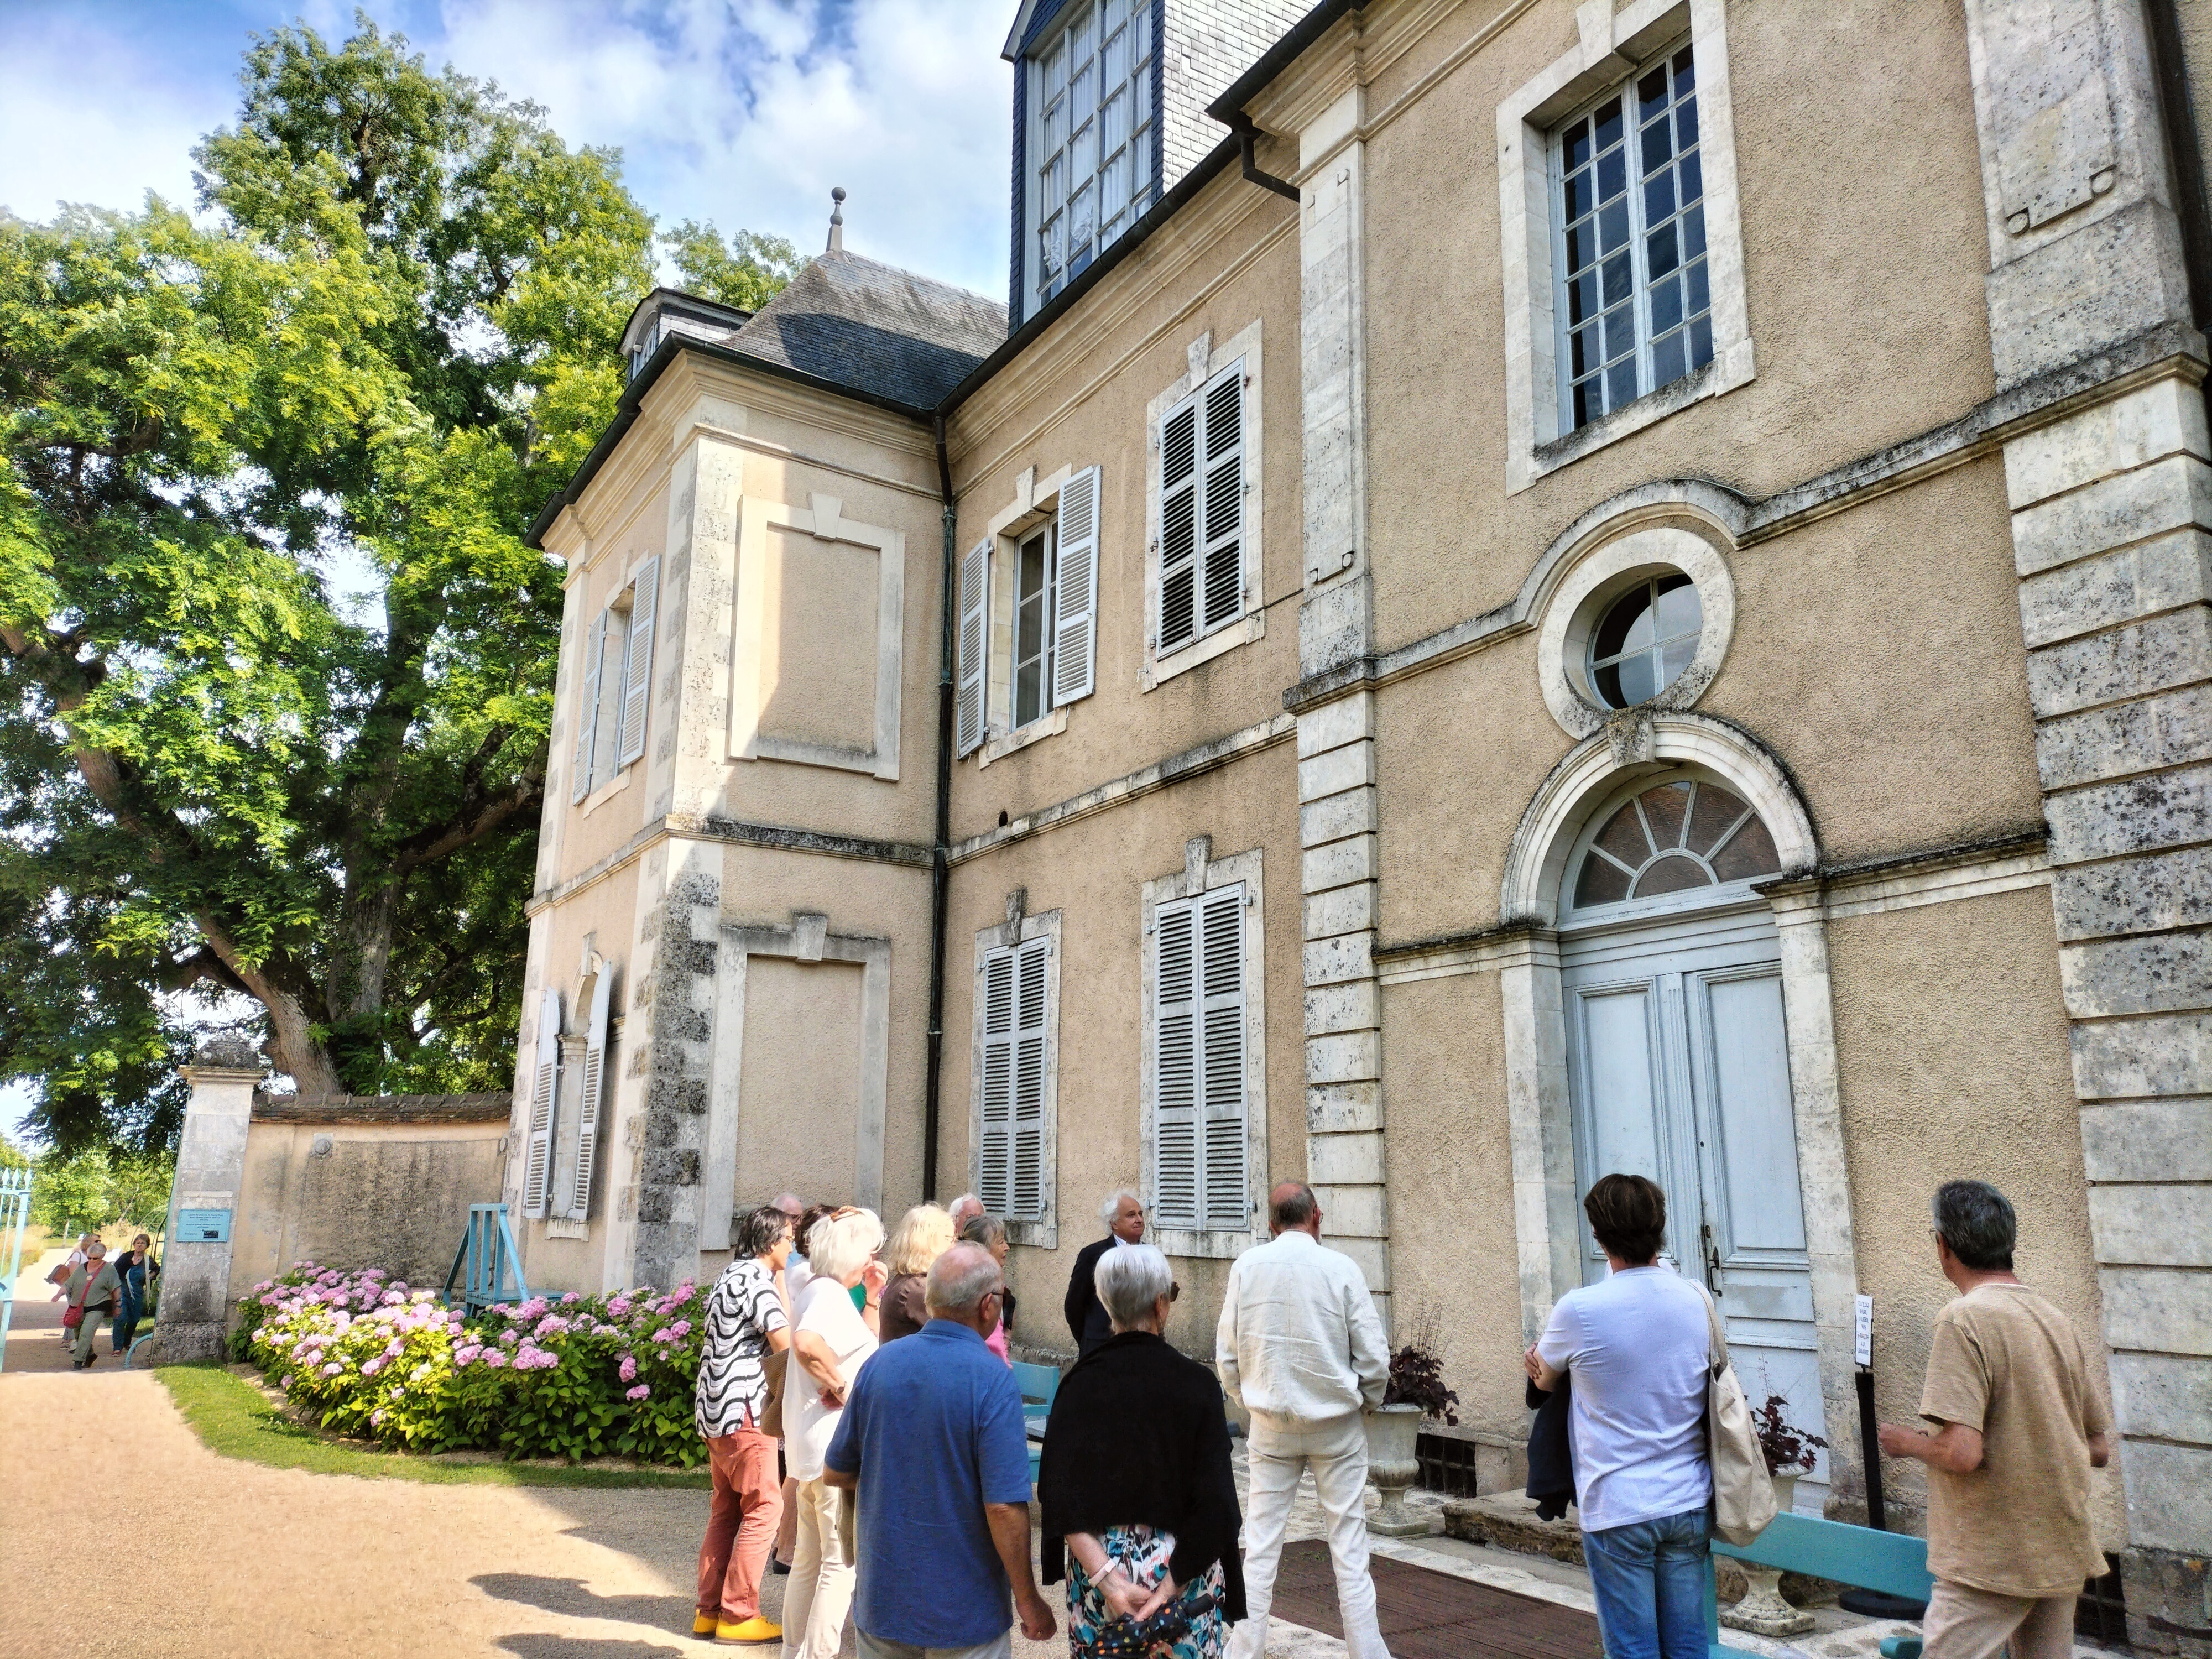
[1525,1173,1712,1659]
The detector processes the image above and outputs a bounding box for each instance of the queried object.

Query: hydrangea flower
[561,1291,581,1305]
[618,1354,638,1383]
[323,1363,342,1376]
[625,1384,651,1401]
[484,1350,508,1369]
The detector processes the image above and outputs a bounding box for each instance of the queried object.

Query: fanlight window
[1572,779,1780,909]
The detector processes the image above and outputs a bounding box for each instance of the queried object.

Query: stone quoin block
[1301,834,1380,894]
[2025,604,2212,718]
[1300,789,1378,848]
[2050,844,2212,940]
[1303,881,1377,940]
[1304,1029,1383,1086]
[2016,530,2212,649]
[2044,763,2211,864]
[2002,374,2210,512]
[2071,1012,2212,1100]
[2099,1266,2212,1355]
[2086,1182,2212,1268]
[2035,681,2212,792]
[2079,1099,2212,1183]
[1302,931,1375,988]
[2010,451,2212,578]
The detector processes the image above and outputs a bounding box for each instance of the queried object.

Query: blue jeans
[1583,1506,1711,1659]
[112,1288,141,1356]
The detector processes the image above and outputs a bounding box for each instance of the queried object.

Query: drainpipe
[1231,113,1302,203]
[924,414,957,1200]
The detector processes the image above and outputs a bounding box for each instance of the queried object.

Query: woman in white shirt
[783,1207,886,1659]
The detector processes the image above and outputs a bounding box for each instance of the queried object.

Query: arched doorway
[1556,769,1834,1510]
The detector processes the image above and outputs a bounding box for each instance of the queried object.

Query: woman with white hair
[1039,1243,1244,1658]
[784,1207,888,1659]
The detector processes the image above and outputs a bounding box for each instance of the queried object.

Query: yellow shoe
[714,1616,782,1644]
[693,1611,719,1636]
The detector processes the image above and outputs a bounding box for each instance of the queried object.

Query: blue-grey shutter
[1052,467,1099,706]
[571,611,608,803]
[522,987,562,1219]
[617,557,659,768]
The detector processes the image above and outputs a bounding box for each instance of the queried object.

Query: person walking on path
[1523,1174,1712,1659]
[825,1241,1057,1659]
[694,1205,799,1645]
[62,1239,122,1370]
[879,1204,956,1342]
[1878,1180,2112,1659]
[1215,1181,1389,1659]
[110,1233,155,1358]
[1064,1191,1145,1358]
[783,1207,887,1659]
[1042,1241,1244,1659]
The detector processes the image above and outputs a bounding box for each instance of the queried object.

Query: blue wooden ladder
[1709,1512,1934,1659]
[444,1203,530,1317]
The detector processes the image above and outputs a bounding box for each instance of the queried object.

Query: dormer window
[1027,0,1157,314]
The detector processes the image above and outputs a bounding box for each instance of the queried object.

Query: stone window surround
[969,900,1065,1250]
[1140,836,1268,1259]
[1142,321,1266,691]
[979,466,1083,767]
[1498,0,1754,495]
[701,911,891,1251]
[728,492,906,781]
[1536,520,1738,738]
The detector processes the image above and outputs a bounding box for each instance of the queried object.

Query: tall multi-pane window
[1013,523,1057,728]
[1031,0,1156,312]
[1553,43,1709,430]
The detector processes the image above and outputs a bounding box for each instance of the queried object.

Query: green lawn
[155,1366,711,1490]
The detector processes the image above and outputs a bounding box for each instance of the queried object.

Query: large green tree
[1,22,793,1151]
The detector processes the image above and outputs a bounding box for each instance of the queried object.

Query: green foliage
[20,1141,175,1233]
[663,220,806,314]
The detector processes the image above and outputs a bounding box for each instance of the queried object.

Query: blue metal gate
[0,1166,34,1374]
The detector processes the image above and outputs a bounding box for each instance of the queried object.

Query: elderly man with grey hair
[948,1193,987,1233]
[1063,1188,1145,1356]
[826,1241,1055,1659]
[1878,1180,2112,1659]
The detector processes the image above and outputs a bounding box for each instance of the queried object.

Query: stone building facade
[513,0,2212,1646]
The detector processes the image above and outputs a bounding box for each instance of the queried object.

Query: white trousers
[1229,1434,1391,1659]
[782,1477,854,1659]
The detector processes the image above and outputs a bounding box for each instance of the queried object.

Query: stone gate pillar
[158,1035,265,1361]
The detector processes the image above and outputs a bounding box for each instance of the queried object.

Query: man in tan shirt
[1879,1180,2112,1659]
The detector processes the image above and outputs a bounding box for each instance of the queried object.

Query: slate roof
[728,248,1008,413]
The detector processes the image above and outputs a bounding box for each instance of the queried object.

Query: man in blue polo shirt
[825,1241,1056,1659]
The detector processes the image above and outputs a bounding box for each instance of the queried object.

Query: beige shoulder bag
[1698,1284,1777,1546]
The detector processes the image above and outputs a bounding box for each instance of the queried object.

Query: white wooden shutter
[565,967,612,1221]
[956,539,989,756]
[1156,397,1199,655]
[617,556,659,768]
[977,947,1016,1213]
[522,987,562,1219]
[1151,898,1199,1228]
[1010,937,1051,1222]
[571,611,608,804]
[1198,884,1249,1230]
[1198,363,1245,635]
[1051,467,1099,706]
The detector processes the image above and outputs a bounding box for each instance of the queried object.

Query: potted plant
[1366,1328,1459,1537]
[1720,1396,1829,1637]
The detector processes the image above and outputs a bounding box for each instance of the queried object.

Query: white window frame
[1143,324,1265,691]
[1140,839,1266,1259]
[1024,0,1159,317]
[973,465,1100,766]
[970,907,1062,1249]
[1498,0,1752,495]
[570,554,659,809]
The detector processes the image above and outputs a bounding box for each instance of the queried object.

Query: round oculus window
[1588,574,1702,708]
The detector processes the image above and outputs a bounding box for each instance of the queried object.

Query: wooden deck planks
[1264,1541,1604,1659]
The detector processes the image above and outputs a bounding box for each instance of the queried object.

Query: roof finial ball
[827,186,847,254]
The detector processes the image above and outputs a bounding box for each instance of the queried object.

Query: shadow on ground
[476,1574,696,1631]
[494,1637,687,1658]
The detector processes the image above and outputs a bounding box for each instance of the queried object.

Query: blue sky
[0,0,1016,297]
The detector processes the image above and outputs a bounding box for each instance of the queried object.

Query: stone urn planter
[1720,1473,1815,1637]
[1364,1403,1430,1537]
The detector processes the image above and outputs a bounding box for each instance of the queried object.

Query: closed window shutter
[565,967,612,1221]
[571,611,608,804]
[1151,898,1199,1228]
[617,556,659,768]
[522,987,562,1219]
[956,539,990,756]
[1199,364,1245,634]
[1157,398,1199,654]
[1198,884,1249,1230]
[1011,936,1051,1221]
[977,948,1016,1213]
[1051,467,1099,705]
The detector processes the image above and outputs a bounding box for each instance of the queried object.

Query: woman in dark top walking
[1039,1242,1245,1659]
[111,1233,155,1357]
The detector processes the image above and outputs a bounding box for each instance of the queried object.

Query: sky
[0,0,1017,298]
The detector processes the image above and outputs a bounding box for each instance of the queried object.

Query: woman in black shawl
[1039,1241,1246,1658]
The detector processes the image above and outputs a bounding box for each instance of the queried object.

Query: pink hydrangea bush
[239,1263,709,1465]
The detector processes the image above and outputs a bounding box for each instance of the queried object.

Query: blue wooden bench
[1013,1359,1060,1485]
[1709,1512,1934,1659]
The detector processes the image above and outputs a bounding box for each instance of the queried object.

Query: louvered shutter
[1157,397,1199,655]
[617,556,659,768]
[977,948,1016,1213]
[565,967,612,1221]
[1051,467,1099,706]
[1010,937,1051,1221]
[1198,884,1249,1230]
[1198,365,1245,635]
[571,611,608,804]
[1151,899,1199,1228]
[956,539,990,756]
[521,987,562,1219]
